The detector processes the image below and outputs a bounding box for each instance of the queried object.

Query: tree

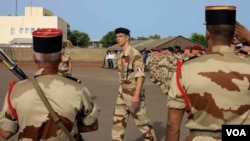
[149,34,161,39]
[67,23,71,38]
[130,37,136,40]
[189,33,207,48]
[68,30,90,48]
[137,36,148,40]
[100,31,117,48]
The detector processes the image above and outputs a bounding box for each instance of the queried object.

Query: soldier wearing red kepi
[182,46,193,62]
[189,45,203,60]
[0,28,100,141]
[166,5,250,141]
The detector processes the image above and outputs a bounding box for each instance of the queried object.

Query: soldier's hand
[131,95,139,108]
[234,21,250,44]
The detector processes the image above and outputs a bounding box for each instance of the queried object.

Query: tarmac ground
[0,62,188,141]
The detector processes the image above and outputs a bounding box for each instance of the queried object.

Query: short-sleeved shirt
[0,68,97,141]
[168,45,250,131]
[117,45,145,89]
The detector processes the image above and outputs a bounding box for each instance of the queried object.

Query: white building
[0,7,68,47]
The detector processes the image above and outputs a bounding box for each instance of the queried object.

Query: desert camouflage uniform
[58,53,71,76]
[166,54,178,89]
[167,45,250,141]
[148,54,158,80]
[158,55,169,93]
[0,68,100,141]
[150,53,162,84]
[112,45,156,141]
[113,52,120,69]
[155,54,165,83]
[182,55,190,62]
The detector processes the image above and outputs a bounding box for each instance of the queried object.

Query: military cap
[242,42,250,46]
[236,45,242,50]
[167,47,174,53]
[32,28,63,53]
[150,49,155,52]
[193,45,202,50]
[205,5,236,25]
[184,46,192,50]
[155,48,161,52]
[239,50,248,55]
[115,27,130,35]
[161,47,169,51]
[174,46,181,50]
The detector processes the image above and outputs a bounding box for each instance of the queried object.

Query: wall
[0,7,67,43]
[0,47,107,62]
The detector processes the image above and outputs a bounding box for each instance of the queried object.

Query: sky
[1,0,249,40]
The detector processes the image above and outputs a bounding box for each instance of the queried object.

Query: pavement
[0,62,189,141]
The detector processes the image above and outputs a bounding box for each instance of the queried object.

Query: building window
[25,28,29,33]
[20,28,24,34]
[11,28,15,35]
[31,28,35,32]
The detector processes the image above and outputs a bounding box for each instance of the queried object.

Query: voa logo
[226,129,246,136]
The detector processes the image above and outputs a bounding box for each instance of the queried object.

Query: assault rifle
[0,48,81,83]
[0,48,28,80]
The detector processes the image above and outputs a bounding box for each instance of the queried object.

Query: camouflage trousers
[111,87,156,141]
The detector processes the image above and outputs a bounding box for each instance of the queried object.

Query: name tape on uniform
[222,125,250,141]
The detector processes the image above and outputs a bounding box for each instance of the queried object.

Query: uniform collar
[122,45,132,56]
[212,45,232,53]
[34,68,45,76]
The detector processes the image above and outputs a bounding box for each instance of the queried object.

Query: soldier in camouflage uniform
[113,50,120,70]
[112,27,156,141]
[149,50,162,85]
[158,48,169,94]
[240,42,250,59]
[148,50,157,81]
[0,28,100,141]
[234,21,250,45]
[58,46,72,76]
[182,46,193,62]
[166,6,250,141]
[164,47,179,95]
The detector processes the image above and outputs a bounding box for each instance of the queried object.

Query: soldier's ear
[60,53,62,62]
[33,53,37,63]
[205,30,210,40]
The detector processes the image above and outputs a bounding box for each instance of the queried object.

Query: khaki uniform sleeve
[167,72,186,109]
[133,53,145,78]
[80,86,100,126]
[0,94,19,133]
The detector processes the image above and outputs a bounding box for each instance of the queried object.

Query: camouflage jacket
[168,45,250,137]
[0,68,100,141]
[117,45,145,89]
